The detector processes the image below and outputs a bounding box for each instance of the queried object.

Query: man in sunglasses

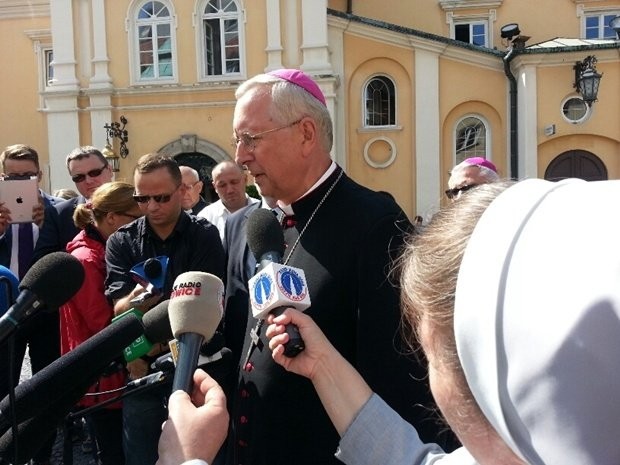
[445,157,499,201]
[32,145,113,262]
[104,153,225,465]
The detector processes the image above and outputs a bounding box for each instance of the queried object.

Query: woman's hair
[73,181,137,229]
[235,73,333,153]
[397,180,513,433]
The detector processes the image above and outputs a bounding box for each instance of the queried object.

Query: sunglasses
[132,193,174,204]
[71,166,108,183]
[119,213,142,220]
[445,183,477,200]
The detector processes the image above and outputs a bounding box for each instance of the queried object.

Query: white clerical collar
[277,162,337,215]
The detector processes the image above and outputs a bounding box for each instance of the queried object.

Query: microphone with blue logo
[129,256,169,306]
[247,208,311,357]
[112,256,169,362]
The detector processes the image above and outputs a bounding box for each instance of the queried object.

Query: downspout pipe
[347,0,352,14]
[503,48,518,179]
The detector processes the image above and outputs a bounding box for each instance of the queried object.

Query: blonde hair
[73,182,137,229]
[397,180,513,434]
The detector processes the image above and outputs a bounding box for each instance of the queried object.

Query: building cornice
[439,0,503,10]
[24,28,51,42]
[327,11,503,71]
[0,1,49,19]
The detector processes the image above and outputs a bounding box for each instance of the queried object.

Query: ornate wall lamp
[573,56,602,106]
[102,116,129,172]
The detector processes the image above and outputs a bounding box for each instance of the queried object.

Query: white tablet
[0,178,38,223]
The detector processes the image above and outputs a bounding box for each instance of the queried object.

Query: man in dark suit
[0,143,64,465]
[222,201,259,374]
[32,146,113,262]
[0,144,63,271]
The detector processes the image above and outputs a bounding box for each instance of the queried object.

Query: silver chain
[283,169,343,265]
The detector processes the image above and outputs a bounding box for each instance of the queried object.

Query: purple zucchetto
[267,69,326,106]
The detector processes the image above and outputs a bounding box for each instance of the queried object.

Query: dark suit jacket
[31,195,85,264]
[190,197,208,216]
[0,191,63,269]
[222,201,261,374]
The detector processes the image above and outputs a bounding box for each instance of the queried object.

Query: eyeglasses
[231,119,302,152]
[71,166,108,183]
[2,172,38,181]
[445,184,477,200]
[182,182,200,190]
[132,193,175,204]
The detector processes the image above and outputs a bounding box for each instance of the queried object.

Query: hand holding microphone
[158,369,229,465]
[265,308,332,378]
[246,209,311,357]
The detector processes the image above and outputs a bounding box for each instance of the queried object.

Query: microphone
[142,299,173,342]
[168,272,224,394]
[129,256,168,305]
[114,299,172,362]
[0,382,86,464]
[0,266,18,316]
[126,348,233,390]
[246,209,311,357]
[0,252,84,345]
[0,313,144,435]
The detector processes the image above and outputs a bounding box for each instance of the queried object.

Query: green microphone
[112,308,154,362]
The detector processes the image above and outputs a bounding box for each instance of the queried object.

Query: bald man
[197,160,258,239]
[180,165,207,215]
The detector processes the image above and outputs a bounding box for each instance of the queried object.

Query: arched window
[198,0,243,79]
[130,0,177,83]
[454,116,489,164]
[364,76,396,127]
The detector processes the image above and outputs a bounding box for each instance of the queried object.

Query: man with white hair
[179,165,207,215]
[445,156,499,200]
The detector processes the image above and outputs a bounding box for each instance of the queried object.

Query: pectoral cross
[241,320,264,369]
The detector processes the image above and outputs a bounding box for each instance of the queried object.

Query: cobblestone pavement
[20,350,99,465]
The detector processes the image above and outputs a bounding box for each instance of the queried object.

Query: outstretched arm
[266,309,373,436]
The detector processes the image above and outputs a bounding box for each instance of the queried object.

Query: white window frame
[446,10,496,48]
[577,5,620,39]
[195,0,246,82]
[584,12,620,39]
[362,75,397,128]
[24,29,53,108]
[127,0,178,86]
[561,96,592,125]
[453,115,491,165]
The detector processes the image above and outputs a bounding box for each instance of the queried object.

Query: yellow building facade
[1,0,618,218]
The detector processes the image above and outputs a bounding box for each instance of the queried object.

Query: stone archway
[159,134,233,203]
[544,150,607,182]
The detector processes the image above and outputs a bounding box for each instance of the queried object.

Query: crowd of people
[0,68,615,465]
